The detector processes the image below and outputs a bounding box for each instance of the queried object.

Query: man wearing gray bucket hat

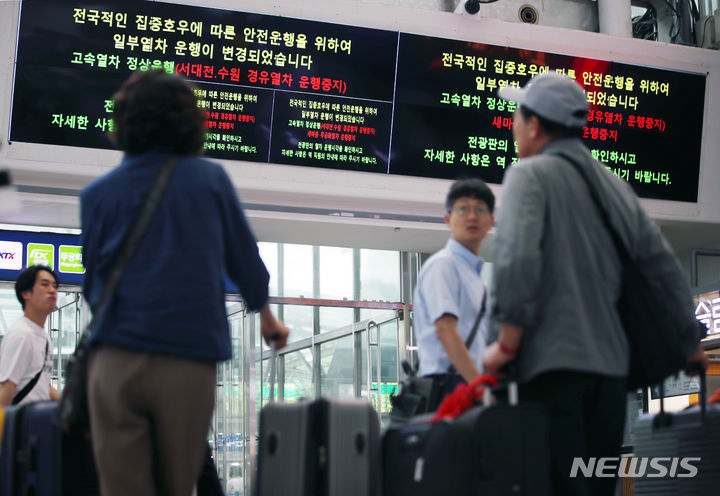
[483,72,708,495]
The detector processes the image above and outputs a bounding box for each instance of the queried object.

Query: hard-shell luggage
[0,402,103,496]
[0,400,62,496]
[257,397,381,496]
[0,405,22,496]
[455,384,552,496]
[256,338,381,496]
[383,378,551,496]
[382,413,475,496]
[633,369,720,494]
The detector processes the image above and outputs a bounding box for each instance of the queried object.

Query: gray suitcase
[256,340,381,496]
[633,369,720,495]
[257,397,381,496]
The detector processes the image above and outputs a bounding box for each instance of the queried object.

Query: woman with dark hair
[109,70,206,155]
[81,70,288,496]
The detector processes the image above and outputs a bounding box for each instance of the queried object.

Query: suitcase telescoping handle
[267,332,281,403]
[495,361,520,407]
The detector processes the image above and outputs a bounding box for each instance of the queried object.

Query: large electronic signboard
[391,34,705,202]
[9,0,706,202]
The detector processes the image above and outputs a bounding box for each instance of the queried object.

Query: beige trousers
[88,345,216,496]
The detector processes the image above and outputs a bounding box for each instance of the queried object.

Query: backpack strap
[12,339,49,405]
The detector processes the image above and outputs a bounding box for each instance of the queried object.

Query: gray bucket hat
[498,72,589,128]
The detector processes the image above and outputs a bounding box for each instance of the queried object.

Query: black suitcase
[0,401,99,496]
[456,384,552,496]
[256,341,381,496]
[0,405,22,496]
[382,413,475,496]
[383,380,551,496]
[633,370,720,495]
[0,401,62,496]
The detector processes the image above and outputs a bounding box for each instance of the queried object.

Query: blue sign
[0,230,84,284]
[0,229,242,294]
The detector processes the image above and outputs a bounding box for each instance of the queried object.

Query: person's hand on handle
[260,304,289,349]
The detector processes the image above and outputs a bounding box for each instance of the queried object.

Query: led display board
[9,0,706,202]
[391,34,705,202]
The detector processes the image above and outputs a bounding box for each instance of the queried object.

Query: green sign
[27,243,54,269]
[58,245,85,274]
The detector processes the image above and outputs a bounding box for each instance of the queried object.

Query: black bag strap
[83,155,179,337]
[446,289,487,375]
[12,339,49,405]
[555,152,630,263]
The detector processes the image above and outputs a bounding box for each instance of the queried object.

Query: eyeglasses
[451,205,489,217]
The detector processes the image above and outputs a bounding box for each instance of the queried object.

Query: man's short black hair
[519,105,583,139]
[445,177,495,213]
[15,265,58,309]
[109,70,206,154]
